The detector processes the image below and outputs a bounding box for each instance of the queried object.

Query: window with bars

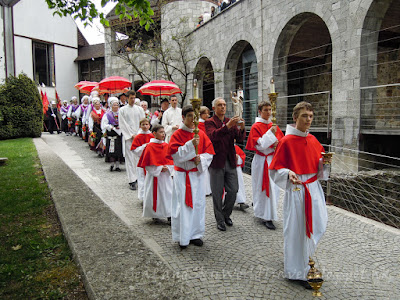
[33,42,55,86]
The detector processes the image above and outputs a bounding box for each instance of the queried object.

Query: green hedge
[0,74,42,140]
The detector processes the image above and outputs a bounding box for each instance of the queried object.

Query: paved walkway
[34,133,400,299]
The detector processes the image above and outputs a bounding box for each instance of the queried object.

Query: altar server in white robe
[234,144,249,210]
[168,105,215,249]
[198,106,212,196]
[162,95,182,143]
[138,125,173,221]
[131,118,153,201]
[119,90,145,190]
[245,100,284,229]
[269,101,331,289]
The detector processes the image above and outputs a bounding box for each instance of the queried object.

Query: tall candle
[270,78,275,94]
[193,79,199,99]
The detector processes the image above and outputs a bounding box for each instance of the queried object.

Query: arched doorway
[360,0,400,161]
[224,41,258,125]
[194,57,215,109]
[273,13,332,144]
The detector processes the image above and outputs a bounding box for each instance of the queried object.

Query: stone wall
[103,0,400,168]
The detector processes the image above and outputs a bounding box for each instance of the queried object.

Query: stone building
[104,0,400,169]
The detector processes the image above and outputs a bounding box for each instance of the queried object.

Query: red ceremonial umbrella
[74,81,92,90]
[137,80,181,97]
[97,76,132,94]
[79,82,99,95]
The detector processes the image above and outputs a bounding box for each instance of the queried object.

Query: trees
[107,2,203,104]
[45,0,154,29]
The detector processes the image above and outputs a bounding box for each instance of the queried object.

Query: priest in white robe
[161,95,182,143]
[119,90,145,190]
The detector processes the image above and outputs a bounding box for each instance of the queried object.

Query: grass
[0,138,87,299]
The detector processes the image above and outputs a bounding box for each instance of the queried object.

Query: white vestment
[235,155,246,204]
[142,139,173,218]
[171,124,213,246]
[251,117,280,221]
[161,106,182,143]
[119,104,145,183]
[269,125,330,280]
[132,129,152,201]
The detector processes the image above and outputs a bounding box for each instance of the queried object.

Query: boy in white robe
[234,144,249,211]
[131,118,153,201]
[269,101,331,289]
[137,125,173,221]
[245,101,284,229]
[168,105,215,249]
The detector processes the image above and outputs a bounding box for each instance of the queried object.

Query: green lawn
[0,138,87,299]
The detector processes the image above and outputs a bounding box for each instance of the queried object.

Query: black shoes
[224,218,233,226]
[179,244,187,250]
[110,166,114,172]
[239,203,249,211]
[264,220,276,230]
[115,167,121,172]
[217,223,226,231]
[190,239,203,247]
[129,181,137,190]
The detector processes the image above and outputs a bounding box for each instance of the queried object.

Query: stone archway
[273,13,332,143]
[359,0,400,160]
[194,57,215,109]
[224,41,258,124]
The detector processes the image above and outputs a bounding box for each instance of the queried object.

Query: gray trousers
[209,159,239,225]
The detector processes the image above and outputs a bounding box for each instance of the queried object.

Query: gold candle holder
[307,257,324,297]
[321,152,334,164]
[268,78,278,126]
[190,79,201,164]
[268,92,278,126]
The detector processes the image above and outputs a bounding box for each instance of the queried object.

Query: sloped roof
[78,28,90,47]
[75,43,104,61]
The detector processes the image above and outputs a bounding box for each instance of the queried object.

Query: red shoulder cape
[131,133,153,150]
[168,128,215,157]
[245,122,284,151]
[234,145,246,168]
[137,142,173,167]
[198,122,205,132]
[268,134,324,175]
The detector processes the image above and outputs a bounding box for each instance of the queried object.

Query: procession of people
[47,87,331,290]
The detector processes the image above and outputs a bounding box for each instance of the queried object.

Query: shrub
[0,74,42,139]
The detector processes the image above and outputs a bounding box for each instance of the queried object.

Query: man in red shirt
[205,97,246,231]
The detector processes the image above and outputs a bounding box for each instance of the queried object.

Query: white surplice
[235,155,246,204]
[119,104,145,183]
[171,124,213,246]
[142,138,173,218]
[269,125,330,280]
[161,106,182,143]
[251,117,280,221]
[132,129,152,201]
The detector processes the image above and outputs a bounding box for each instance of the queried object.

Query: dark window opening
[33,42,54,86]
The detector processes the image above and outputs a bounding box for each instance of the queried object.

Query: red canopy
[97,76,131,94]
[137,80,181,97]
[79,82,99,95]
[74,81,93,90]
